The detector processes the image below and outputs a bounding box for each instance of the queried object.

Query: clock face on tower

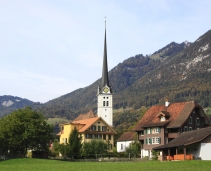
[103,87,109,93]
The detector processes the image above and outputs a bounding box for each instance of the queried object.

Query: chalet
[116,132,136,153]
[57,111,116,152]
[132,100,210,158]
[153,126,211,160]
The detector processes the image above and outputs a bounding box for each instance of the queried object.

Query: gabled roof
[116,132,136,142]
[73,110,97,121]
[71,117,116,134]
[133,101,206,131]
[154,126,211,150]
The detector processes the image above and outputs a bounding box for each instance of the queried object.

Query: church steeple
[97,20,113,126]
[101,21,109,88]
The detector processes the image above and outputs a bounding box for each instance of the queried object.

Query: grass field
[46,117,69,125]
[1,158,211,171]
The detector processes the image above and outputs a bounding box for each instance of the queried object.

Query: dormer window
[156,111,170,122]
[161,116,166,121]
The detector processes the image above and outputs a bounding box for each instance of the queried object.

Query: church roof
[99,21,112,93]
[73,110,96,121]
[101,24,109,88]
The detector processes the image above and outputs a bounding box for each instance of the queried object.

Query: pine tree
[68,127,82,158]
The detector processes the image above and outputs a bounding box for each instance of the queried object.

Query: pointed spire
[101,20,109,88]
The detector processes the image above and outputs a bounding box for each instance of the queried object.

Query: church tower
[97,21,113,126]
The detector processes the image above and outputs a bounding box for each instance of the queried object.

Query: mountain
[0,95,39,117]
[33,40,192,120]
[1,29,211,124]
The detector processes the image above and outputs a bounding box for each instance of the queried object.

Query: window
[121,144,123,150]
[108,144,112,150]
[108,135,111,140]
[98,126,101,131]
[184,126,188,132]
[145,128,151,134]
[152,127,160,134]
[102,126,107,131]
[103,101,105,106]
[196,118,200,125]
[103,135,106,140]
[97,134,102,139]
[106,101,109,106]
[189,127,192,131]
[160,116,166,121]
[91,125,96,131]
[152,137,160,144]
[189,116,192,124]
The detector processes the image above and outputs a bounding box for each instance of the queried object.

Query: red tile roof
[133,101,204,131]
[73,110,97,121]
[116,132,136,142]
[71,117,116,134]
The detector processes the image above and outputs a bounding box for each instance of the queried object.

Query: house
[132,100,210,158]
[116,132,136,153]
[57,111,116,151]
[153,126,211,160]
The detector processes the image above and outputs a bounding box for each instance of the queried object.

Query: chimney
[165,99,170,107]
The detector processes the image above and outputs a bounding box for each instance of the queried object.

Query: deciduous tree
[0,107,53,156]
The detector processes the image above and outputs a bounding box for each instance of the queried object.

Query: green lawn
[46,117,69,125]
[1,158,211,171]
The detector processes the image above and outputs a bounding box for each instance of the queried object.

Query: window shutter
[146,138,148,144]
[158,127,161,133]
[158,138,161,144]
[150,128,152,134]
[149,138,151,144]
[145,129,147,134]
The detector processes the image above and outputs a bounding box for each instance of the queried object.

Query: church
[57,22,116,151]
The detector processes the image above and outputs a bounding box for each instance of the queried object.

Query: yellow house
[58,114,116,151]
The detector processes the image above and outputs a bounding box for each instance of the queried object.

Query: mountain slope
[33,41,189,119]
[114,30,211,108]
[0,95,37,117]
[1,30,211,120]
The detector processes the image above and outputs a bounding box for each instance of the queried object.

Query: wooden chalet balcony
[138,134,144,140]
[168,132,179,138]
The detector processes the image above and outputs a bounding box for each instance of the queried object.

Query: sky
[1,0,211,103]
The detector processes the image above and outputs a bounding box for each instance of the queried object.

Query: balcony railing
[168,132,179,138]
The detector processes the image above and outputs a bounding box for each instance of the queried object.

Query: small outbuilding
[116,132,136,153]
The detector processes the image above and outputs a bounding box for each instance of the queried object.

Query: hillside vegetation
[1,29,211,123]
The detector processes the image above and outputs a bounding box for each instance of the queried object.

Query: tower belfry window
[107,101,109,106]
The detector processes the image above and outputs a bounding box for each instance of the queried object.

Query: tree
[82,139,107,157]
[125,141,141,158]
[0,107,53,156]
[68,127,82,158]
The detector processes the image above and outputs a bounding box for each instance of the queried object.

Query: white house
[116,132,136,153]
